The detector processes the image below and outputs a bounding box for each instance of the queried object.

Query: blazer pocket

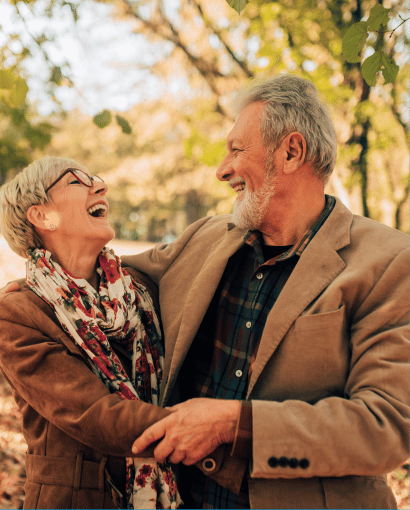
[294,305,346,332]
[290,305,349,397]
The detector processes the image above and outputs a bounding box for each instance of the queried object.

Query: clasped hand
[132,398,241,465]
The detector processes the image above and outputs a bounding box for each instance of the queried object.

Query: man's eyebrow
[227,135,238,149]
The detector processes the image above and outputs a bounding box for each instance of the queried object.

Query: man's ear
[282,132,306,175]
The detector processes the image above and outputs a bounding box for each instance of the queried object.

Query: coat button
[299,458,310,469]
[289,458,298,468]
[268,456,279,468]
[202,458,216,472]
[278,456,288,467]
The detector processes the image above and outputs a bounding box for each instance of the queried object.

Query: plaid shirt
[182,196,335,509]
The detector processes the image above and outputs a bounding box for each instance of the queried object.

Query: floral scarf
[26,247,181,509]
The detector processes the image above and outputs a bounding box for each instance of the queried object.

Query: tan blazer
[0,269,171,509]
[122,197,410,509]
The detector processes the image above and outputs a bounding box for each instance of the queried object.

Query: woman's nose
[91,180,108,195]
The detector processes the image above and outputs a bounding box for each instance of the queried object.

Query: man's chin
[232,206,258,231]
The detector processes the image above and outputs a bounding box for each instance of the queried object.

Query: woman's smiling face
[41,168,115,249]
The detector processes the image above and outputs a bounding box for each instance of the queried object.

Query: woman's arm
[0,291,170,457]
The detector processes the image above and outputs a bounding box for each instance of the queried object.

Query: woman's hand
[132,398,241,465]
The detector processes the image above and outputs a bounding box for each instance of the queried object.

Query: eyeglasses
[45,168,105,193]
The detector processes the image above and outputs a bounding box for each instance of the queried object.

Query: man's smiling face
[216,101,278,230]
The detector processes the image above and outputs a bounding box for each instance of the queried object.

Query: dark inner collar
[261,244,293,261]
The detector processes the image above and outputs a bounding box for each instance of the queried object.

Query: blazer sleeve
[121,216,215,282]
[250,247,409,479]
[0,293,171,457]
[125,266,160,312]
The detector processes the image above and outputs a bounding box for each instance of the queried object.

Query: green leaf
[93,110,112,128]
[342,22,368,63]
[0,69,15,90]
[225,0,248,14]
[116,115,132,134]
[9,78,29,107]
[361,51,383,86]
[367,4,390,31]
[25,124,52,150]
[11,109,25,126]
[381,53,399,84]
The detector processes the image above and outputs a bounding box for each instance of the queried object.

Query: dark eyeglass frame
[45,168,104,193]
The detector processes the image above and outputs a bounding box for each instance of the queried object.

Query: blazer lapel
[161,224,246,402]
[247,199,353,396]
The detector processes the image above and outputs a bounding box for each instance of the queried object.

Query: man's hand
[0,281,21,295]
[132,398,241,465]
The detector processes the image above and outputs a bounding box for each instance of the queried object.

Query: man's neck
[260,194,327,246]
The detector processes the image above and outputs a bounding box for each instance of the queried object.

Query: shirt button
[246,321,252,328]
[235,370,243,378]
[256,272,263,279]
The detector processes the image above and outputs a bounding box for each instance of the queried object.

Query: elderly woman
[0,156,181,509]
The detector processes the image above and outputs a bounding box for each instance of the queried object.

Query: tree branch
[188,0,253,78]
[120,0,233,118]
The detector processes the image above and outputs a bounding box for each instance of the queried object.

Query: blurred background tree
[0,0,408,243]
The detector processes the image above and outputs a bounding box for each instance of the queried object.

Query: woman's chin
[100,229,116,249]
[80,226,116,254]
[94,223,116,243]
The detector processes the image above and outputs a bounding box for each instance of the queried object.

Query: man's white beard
[232,169,277,231]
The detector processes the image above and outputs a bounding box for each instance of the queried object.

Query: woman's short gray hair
[0,156,87,258]
[235,74,337,182]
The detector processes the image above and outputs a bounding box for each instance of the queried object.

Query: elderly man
[125,75,409,509]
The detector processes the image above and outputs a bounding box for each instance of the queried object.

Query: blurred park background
[0,0,409,507]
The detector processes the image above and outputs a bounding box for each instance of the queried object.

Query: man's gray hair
[0,156,87,258]
[236,74,337,181]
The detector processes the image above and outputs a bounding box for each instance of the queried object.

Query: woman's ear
[27,205,46,229]
[282,132,307,175]
[27,206,59,231]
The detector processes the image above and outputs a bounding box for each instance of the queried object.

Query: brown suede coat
[0,268,171,509]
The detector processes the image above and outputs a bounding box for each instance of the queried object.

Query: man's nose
[216,155,233,181]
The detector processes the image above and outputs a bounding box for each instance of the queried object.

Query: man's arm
[121,216,217,282]
[0,280,23,293]
[249,247,409,480]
